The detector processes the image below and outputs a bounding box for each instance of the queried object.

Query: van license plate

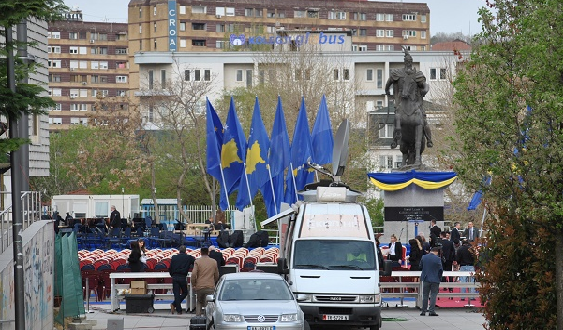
[323,315,349,321]
[248,327,274,330]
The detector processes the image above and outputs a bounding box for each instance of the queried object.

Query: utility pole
[6,25,26,330]
[17,20,29,191]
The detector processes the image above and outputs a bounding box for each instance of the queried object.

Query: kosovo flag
[220,97,246,210]
[311,95,333,165]
[262,96,290,216]
[206,98,224,182]
[236,97,270,211]
[284,97,313,205]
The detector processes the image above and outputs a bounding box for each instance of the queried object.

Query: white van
[276,186,384,330]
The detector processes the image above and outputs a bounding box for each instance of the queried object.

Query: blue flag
[236,97,270,211]
[467,176,492,210]
[220,97,246,210]
[206,98,224,182]
[262,96,290,216]
[311,95,333,165]
[284,97,313,205]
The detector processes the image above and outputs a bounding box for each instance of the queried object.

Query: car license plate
[248,327,274,330]
[323,314,349,321]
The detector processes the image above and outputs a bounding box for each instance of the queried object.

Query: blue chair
[120,227,132,247]
[107,227,122,249]
[148,227,161,248]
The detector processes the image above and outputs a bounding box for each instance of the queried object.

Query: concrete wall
[0,221,54,330]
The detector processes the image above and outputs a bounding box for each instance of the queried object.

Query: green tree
[453,1,563,328]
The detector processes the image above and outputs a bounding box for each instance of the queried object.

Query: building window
[366,69,373,81]
[139,7,142,18]
[255,9,263,17]
[421,31,426,39]
[226,7,235,16]
[421,15,427,23]
[359,29,367,36]
[70,117,80,125]
[50,88,62,96]
[192,40,206,46]
[48,31,61,39]
[192,6,206,14]
[386,14,394,21]
[357,45,367,51]
[377,69,383,88]
[236,70,243,82]
[48,46,61,53]
[429,68,447,81]
[376,30,384,37]
[180,39,187,47]
[48,60,61,68]
[379,155,395,169]
[343,69,350,81]
[246,8,255,17]
[216,41,225,49]
[246,69,252,88]
[294,10,305,18]
[402,14,416,21]
[353,12,366,20]
[216,24,225,32]
[386,30,393,38]
[148,70,154,89]
[154,22,157,32]
[52,117,62,125]
[117,90,127,97]
[68,32,78,39]
[184,70,190,81]
[116,76,127,83]
[192,23,206,31]
[180,22,186,31]
[139,24,142,34]
[180,5,187,14]
[328,11,346,20]
[194,70,201,81]
[154,6,157,16]
[333,69,339,81]
[161,70,166,88]
[116,48,128,55]
[116,61,127,69]
[403,30,416,37]
[69,47,78,54]
[49,74,61,82]
[376,13,384,21]
[379,124,394,138]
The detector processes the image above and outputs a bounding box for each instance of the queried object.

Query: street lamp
[121,187,125,218]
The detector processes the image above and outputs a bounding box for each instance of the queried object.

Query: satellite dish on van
[332,119,349,177]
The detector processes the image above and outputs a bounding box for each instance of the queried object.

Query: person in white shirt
[387,234,403,267]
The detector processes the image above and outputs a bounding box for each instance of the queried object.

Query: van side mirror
[380,260,393,277]
[277,257,289,274]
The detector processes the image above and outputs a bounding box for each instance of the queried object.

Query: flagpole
[219,166,230,209]
[289,163,298,201]
[243,163,254,207]
[267,167,277,214]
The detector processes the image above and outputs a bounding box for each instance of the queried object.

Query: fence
[141,205,241,225]
[0,191,42,254]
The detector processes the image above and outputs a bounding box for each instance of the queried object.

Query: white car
[205,272,308,330]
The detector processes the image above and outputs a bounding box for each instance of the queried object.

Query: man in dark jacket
[419,247,443,316]
[429,219,441,248]
[109,205,121,229]
[456,239,477,300]
[169,245,195,314]
[450,222,461,243]
[209,245,226,270]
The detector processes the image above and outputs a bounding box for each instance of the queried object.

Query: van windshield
[293,240,376,270]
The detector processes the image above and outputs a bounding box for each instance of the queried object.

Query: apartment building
[47,10,129,130]
[127,0,431,98]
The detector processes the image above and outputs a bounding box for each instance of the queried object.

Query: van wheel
[303,320,310,330]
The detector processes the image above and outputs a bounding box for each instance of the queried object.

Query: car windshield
[293,240,377,270]
[218,278,293,301]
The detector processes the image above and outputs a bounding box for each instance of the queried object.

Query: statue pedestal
[383,183,445,242]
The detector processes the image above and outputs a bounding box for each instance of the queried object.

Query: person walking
[191,247,219,316]
[419,246,443,316]
[169,245,195,314]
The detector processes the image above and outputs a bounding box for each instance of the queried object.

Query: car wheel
[147,306,155,313]
[303,320,311,330]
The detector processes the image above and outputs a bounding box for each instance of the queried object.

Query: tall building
[47,9,129,130]
[127,0,431,99]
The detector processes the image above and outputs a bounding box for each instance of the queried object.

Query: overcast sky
[65,0,488,36]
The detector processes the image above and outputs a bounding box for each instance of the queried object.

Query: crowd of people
[383,220,482,316]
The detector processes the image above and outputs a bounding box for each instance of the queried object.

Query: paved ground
[83,299,486,330]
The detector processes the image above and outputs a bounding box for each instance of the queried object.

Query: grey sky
[65,0,488,36]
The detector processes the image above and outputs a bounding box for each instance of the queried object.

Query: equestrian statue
[385,48,433,168]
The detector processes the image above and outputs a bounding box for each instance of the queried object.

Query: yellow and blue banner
[368,170,457,191]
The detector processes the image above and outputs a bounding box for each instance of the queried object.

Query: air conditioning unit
[70,95,76,99]
[215,14,222,18]
[82,82,87,85]
[403,35,409,40]
[90,39,95,43]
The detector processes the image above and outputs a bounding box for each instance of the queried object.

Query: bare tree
[139,59,217,223]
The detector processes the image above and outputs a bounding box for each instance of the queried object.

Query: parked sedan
[205,272,308,330]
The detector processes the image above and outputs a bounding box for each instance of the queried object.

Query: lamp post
[121,187,125,218]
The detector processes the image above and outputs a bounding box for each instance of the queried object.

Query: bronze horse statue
[385,49,432,167]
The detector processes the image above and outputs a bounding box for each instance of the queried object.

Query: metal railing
[0,191,42,254]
